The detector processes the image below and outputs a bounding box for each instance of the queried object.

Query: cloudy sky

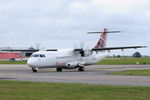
[0,0,149,56]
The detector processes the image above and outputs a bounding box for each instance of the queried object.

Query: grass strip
[110,69,150,76]
[97,57,150,65]
[0,80,150,100]
[0,61,27,64]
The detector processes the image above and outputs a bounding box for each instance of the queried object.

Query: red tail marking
[94,28,107,48]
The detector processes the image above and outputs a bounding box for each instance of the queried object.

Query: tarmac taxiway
[0,64,150,86]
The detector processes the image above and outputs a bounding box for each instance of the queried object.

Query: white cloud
[91,0,149,13]
[0,0,149,55]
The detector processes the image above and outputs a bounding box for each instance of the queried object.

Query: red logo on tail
[94,28,107,48]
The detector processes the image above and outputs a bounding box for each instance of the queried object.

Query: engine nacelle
[80,50,92,57]
[65,61,85,69]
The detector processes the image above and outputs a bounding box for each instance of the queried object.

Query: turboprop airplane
[1,28,146,72]
[25,28,145,72]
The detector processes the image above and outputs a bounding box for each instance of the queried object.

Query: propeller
[74,40,90,50]
[73,41,92,57]
[33,43,45,51]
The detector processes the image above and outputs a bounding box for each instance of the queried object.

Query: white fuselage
[27,49,107,69]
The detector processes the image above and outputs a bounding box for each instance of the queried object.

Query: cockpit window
[40,54,45,57]
[31,54,46,58]
[43,55,46,57]
[31,54,39,57]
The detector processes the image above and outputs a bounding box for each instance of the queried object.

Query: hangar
[0,52,20,60]
[0,47,35,60]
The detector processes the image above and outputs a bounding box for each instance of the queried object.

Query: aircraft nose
[27,58,35,67]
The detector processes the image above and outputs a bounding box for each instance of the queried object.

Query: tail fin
[94,28,107,48]
[88,28,121,49]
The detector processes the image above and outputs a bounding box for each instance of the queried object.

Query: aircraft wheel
[32,68,37,73]
[78,66,84,72]
[56,67,62,72]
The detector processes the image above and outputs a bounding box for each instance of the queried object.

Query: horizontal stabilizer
[87,31,122,34]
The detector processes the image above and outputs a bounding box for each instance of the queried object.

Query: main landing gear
[32,67,38,73]
[56,67,62,72]
[78,66,85,72]
[56,66,85,72]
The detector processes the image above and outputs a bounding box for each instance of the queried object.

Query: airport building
[0,52,20,60]
[0,47,35,60]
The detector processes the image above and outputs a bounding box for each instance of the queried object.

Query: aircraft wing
[92,46,146,51]
[1,46,146,52]
[74,46,146,51]
[1,49,39,52]
[1,49,58,52]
